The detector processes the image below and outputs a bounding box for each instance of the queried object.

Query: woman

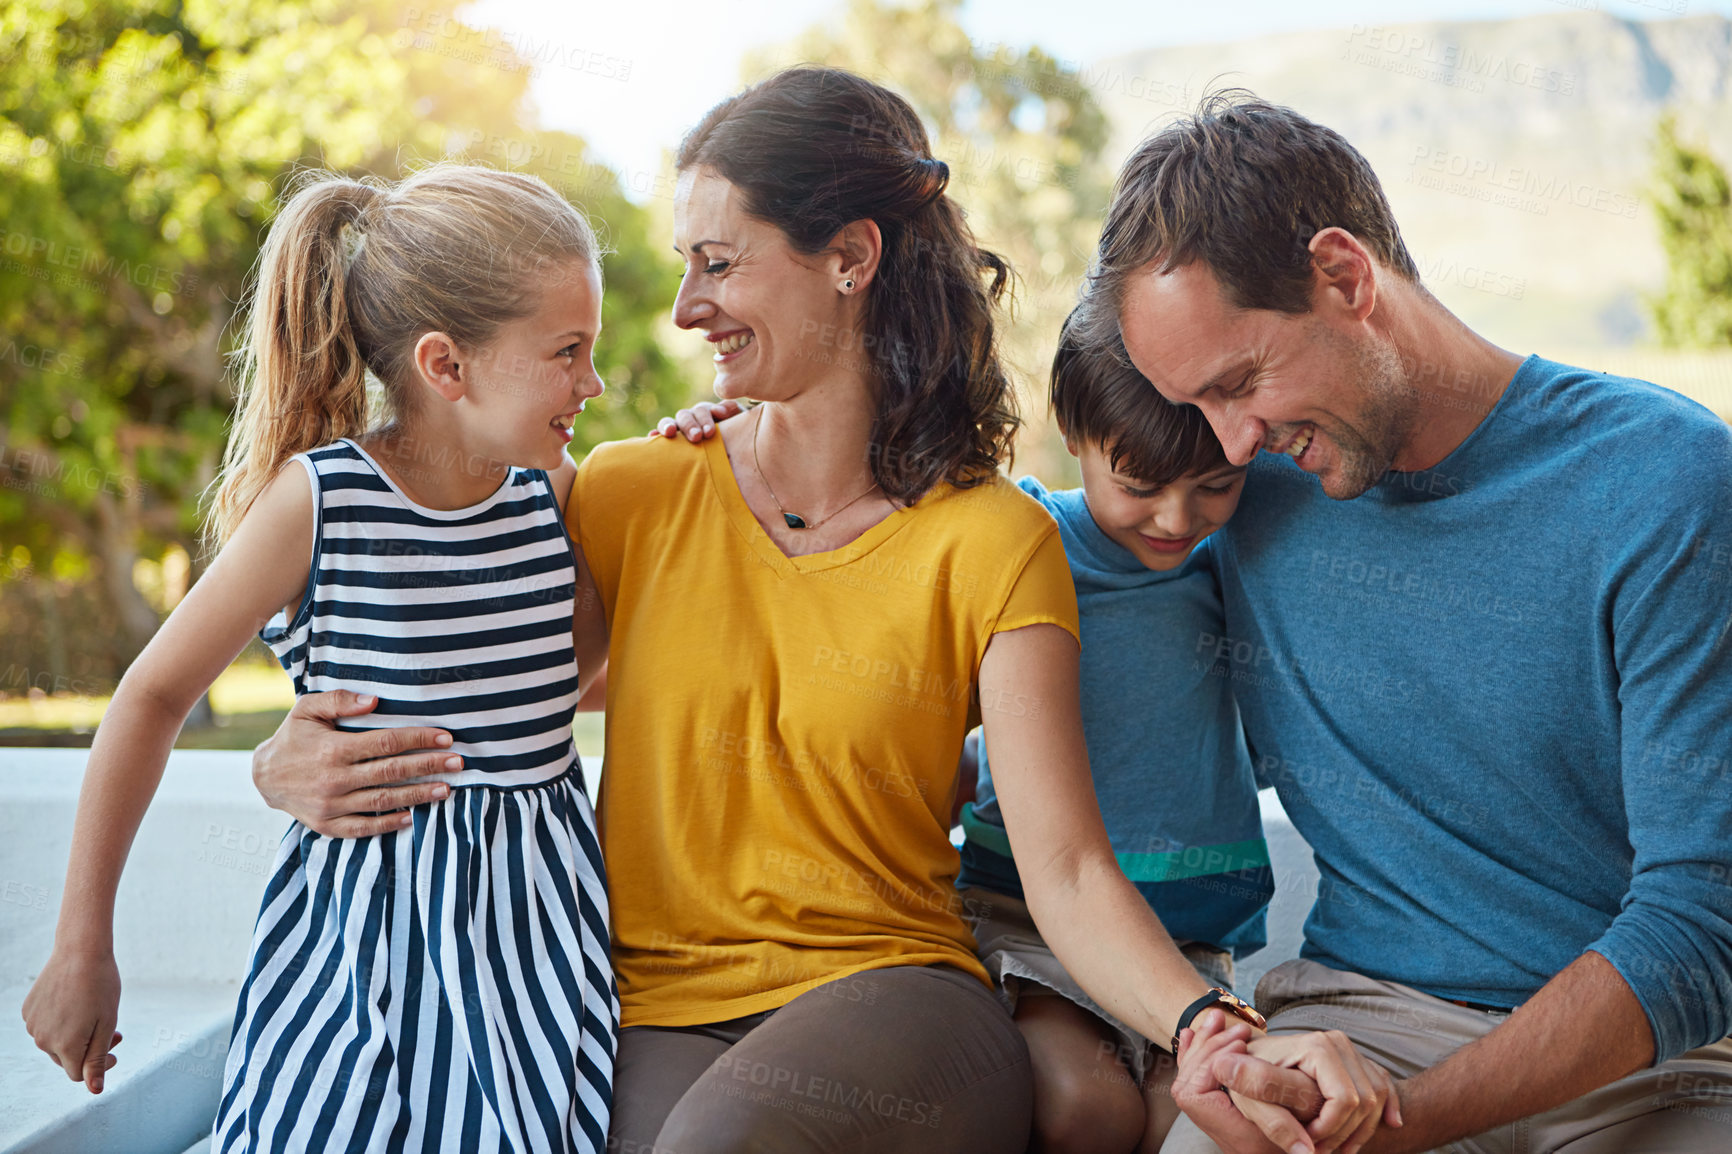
[248,67,1394,1154]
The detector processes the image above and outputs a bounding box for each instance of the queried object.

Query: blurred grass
[0,661,605,755]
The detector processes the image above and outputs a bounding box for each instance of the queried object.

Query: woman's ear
[829,218,883,294]
[412,331,468,403]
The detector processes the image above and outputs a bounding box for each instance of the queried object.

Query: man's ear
[828,218,884,293]
[1306,228,1378,324]
[1062,434,1081,460]
[412,331,468,403]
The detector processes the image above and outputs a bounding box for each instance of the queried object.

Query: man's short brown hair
[1085,90,1419,332]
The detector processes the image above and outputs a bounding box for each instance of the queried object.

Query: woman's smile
[710,328,755,362]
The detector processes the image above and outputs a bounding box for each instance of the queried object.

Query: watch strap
[1170,987,1266,1055]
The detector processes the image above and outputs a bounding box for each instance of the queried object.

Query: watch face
[1218,990,1267,1029]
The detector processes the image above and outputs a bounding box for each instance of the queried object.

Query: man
[1080,92,1732,1153]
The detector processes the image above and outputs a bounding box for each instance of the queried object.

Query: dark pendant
[783,512,808,529]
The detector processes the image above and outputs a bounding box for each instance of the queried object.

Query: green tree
[0,0,689,695]
[1649,115,1732,348]
[745,0,1113,481]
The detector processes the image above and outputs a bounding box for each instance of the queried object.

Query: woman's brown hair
[207,164,599,547]
[677,67,1018,504]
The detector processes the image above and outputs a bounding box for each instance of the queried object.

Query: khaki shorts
[961,886,1235,1084]
[1161,958,1732,1154]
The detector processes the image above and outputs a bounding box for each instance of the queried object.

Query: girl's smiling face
[1070,435,1247,570]
[464,259,606,471]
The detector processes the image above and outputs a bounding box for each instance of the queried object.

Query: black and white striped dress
[212,439,617,1153]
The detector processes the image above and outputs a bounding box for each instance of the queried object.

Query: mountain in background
[1090,10,1732,353]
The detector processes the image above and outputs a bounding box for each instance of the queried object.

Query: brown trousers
[1162,958,1732,1154]
[607,963,1032,1154]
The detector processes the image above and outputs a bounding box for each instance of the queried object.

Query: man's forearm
[1365,951,1653,1153]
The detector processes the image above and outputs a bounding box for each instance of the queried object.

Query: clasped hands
[1173,1010,1402,1154]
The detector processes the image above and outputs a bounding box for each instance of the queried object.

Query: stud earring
[842,279,855,292]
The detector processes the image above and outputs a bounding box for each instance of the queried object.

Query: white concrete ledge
[2,749,277,1154]
[2,748,1311,1152]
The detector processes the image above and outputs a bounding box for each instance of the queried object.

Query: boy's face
[1069,437,1247,571]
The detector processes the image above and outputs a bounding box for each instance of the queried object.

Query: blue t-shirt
[958,477,1273,955]
[1214,355,1732,1062]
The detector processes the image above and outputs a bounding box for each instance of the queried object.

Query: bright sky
[461,0,1729,194]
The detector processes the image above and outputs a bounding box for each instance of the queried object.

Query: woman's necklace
[749,405,880,531]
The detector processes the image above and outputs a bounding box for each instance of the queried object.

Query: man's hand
[1230,1032,1401,1154]
[1174,1010,1318,1154]
[649,399,744,442]
[1174,1010,1401,1154]
[252,691,459,837]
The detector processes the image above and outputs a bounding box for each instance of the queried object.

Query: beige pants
[1161,958,1732,1154]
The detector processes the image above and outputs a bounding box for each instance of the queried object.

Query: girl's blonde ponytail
[208,178,381,547]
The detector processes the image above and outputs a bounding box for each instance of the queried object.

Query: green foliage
[746,0,1112,480]
[1649,115,1732,349]
[0,0,691,680]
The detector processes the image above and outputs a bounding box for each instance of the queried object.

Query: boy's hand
[21,949,124,1093]
[649,399,745,442]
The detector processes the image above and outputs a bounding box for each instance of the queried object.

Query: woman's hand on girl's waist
[252,690,458,838]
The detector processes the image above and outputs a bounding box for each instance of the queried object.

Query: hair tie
[912,155,949,207]
[339,221,367,271]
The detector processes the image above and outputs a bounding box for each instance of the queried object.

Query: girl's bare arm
[21,466,315,1092]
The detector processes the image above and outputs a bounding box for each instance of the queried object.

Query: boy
[955,311,1273,1154]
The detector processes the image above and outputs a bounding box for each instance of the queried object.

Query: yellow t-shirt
[570,433,1079,1028]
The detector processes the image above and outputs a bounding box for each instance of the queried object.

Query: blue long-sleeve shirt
[960,477,1274,955]
[1214,355,1732,1062]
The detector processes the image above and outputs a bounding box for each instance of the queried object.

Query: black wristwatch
[1171,987,1266,1055]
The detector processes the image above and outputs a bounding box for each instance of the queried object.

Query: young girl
[21,164,618,1153]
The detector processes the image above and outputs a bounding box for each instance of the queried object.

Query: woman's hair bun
[915,156,950,204]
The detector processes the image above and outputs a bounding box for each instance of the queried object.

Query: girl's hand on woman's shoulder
[649,399,745,443]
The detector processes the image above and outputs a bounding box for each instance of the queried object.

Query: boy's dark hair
[1081,89,1419,345]
[1051,308,1230,488]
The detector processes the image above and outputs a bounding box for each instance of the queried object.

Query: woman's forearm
[54,683,185,953]
[1022,845,1217,1045]
[980,623,1219,1044]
